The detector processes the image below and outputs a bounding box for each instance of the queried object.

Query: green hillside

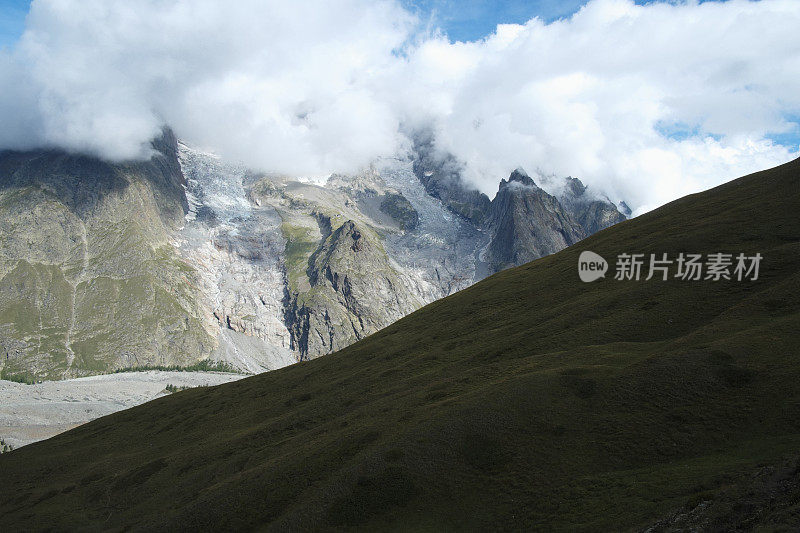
[1,158,799,530]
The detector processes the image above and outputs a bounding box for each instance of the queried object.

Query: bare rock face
[174,145,295,373]
[285,219,423,359]
[484,170,586,272]
[379,193,419,231]
[559,176,627,235]
[411,133,491,226]
[0,130,214,381]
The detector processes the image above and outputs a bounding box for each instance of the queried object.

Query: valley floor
[0,371,246,449]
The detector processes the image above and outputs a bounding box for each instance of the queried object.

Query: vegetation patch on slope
[279,220,319,293]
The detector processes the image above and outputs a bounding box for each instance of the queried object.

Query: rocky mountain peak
[486,171,586,272]
[564,176,587,198]
[505,168,538,188]
[322,220,367,259]
[558,175,627,235]
[286,219,423,359]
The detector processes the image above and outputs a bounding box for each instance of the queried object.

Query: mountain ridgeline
[1,158,798,530]
[412,136,627,271]
[0,130,626,379]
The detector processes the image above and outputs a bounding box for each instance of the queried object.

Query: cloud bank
[1,0,798,213]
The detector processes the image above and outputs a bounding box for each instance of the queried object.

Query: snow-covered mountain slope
[174,145,294,372]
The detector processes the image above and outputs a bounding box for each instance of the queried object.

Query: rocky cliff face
[411,134,491,226]
[285,219,423,359]
[559,176,627,234]
[0,131,214,381]
[173,146,295,373]
[484,170,586,272]
[1,134,627,379]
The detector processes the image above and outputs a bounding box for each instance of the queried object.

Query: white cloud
[403,0,800,209]
[0,0,798,212]
[6,0,414,174]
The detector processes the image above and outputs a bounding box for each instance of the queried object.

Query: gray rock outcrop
[285,219,423,359]
[484,169,586,272]
[559,176,627,235]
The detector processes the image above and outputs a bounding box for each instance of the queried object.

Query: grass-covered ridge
[1,158,799,530]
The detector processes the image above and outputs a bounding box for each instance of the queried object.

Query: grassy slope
[1,158,799,531]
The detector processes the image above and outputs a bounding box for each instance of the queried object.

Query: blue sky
[403,0,588,41]
[404,0,724,42]
[0,0,28,49]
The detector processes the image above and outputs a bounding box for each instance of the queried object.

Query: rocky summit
[0,130,626,380]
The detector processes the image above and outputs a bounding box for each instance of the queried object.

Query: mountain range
[0,129,625,380]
